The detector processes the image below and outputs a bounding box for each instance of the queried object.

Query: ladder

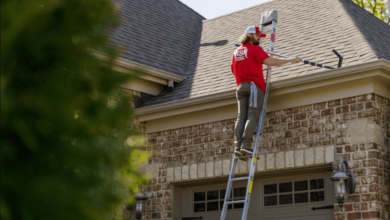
[220,10,278,220]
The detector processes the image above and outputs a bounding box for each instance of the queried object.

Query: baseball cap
[245,26,266,37]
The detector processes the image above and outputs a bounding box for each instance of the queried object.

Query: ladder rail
[220,155,238,219]
[241,20,276,220]
[220,12,277,220]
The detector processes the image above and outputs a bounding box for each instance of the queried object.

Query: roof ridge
[204,0,275,22]
[177,0,207,20]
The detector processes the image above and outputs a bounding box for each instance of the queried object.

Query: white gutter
[135,59,390,116]
[92,50,186,82]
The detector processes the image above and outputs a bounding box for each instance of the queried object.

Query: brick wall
[137,93,389,220]
[332,95,390,220]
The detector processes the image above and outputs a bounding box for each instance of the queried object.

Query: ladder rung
[226,200,245,205]
[236,155,260,160]
[237,155,251,159]
[262,29,272,33]
[230,177,249,182]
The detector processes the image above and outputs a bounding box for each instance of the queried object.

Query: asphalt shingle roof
[137,0,390,107]
[111,0,205,76]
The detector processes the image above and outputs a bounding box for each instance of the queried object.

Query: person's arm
[262,57,302,66]
[231,55,234,75]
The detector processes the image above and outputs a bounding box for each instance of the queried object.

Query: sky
[180,0,272,19]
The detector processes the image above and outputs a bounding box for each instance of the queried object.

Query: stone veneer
[134,93,389,220]
[166,145,335,182]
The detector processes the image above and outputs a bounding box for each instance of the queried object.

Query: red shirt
[231,44,269,92]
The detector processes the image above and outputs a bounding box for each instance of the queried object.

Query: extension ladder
[220,10,278,220]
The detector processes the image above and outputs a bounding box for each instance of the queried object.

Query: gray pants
[234,82,265,150]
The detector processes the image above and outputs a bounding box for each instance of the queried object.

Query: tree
[1,0,148,220]
[352,0,390,24]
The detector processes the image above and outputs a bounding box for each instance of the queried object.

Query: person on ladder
[231,25,302,160]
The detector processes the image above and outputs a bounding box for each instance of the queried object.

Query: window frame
[189,182,247,215]
[180,172,333,219]
[261,176,328,209]
[192,186,247,213]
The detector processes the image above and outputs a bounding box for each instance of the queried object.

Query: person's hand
[290,57,302,63]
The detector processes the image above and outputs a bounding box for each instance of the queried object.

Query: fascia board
[92,50,186,83]
[135,90,236,116]
[271,59,390,90]
[114,57,186,82]
[135,59,390,117]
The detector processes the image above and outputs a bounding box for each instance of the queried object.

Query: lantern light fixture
[330,159,356,211]
[134,192,149,220]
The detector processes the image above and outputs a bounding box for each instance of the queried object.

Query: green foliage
[1,0,148,220]
[352,0,390,24]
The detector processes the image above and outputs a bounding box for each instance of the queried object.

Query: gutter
[92,50,186,82]
[271,59,390,89]
[135,59,390,116]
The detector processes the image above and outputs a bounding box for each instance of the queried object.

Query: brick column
[334,94,390,220]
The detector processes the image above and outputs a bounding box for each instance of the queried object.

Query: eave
[92,50,186,83]
[135,59,390,122]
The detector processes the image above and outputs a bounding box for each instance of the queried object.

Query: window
[193,187,246,213]
[263,178,325,207]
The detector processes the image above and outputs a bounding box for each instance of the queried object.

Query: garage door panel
[185,211,333,220]
[180,173,333,219]
[257,202,329,214]
[262,214,329,220]
[182,211,242,220]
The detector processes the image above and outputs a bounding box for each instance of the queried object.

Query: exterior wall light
[134,192,149,220]
[330,159,356,211]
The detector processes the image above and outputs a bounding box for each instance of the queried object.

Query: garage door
[181,173,334,220]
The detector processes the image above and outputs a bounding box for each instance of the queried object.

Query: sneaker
[240,148,253,155]
[234,147,248,161]
[238,157,248,162]
[234,147,243,157]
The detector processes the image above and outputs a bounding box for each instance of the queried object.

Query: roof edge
[176,0,206,20]
[271,59,390,89]
[204,0,274,21]
[135,59,390,117]
[136,89,236,115]
[92,50,186,82]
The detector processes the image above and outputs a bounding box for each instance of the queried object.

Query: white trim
[92,50,186,83]
[135,59,390,118]
[136,90,236,116]
[144,76,389,133]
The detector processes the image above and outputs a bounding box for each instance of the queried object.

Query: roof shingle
[137,0,390,107]
[111,0,205,77]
